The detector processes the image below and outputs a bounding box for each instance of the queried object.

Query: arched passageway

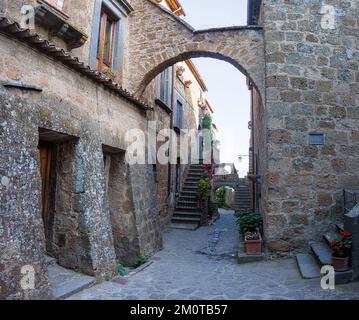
[125,0,265,100]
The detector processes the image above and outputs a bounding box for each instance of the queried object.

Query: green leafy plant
[236,211,262,234]
[202,113,212,130]
[135,255,149,267]
[329,230,352,258]
[216,187,226,208]
[199,177,211,200]
[116,262,128,276]
[208,202,219,215]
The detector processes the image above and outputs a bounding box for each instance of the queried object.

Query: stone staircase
[171,163,205,230]
[296,223,355,284]
[233,185,252,211]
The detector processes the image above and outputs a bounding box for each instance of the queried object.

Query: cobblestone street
[68,210,359,300]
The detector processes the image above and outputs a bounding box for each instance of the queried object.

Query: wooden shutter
[39,142,53,236]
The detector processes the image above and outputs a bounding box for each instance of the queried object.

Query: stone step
[186,176,202,180]
[296,254,321,279]
[190,166,204,170]
[302,245,354,284]
[173,211,202,218]
[336,223,345,233]
[182,186,199,190]
[170,223,199,230]
[48,264,96,300]
[177,200,197,205]
[180,190,198,196]
[179,195,197,200]
[323,232,339,246]
[184,182,199,186]
[175,206,201,212]
[310,242,332,266]
[187,171,203,176]
[172,216,201,223]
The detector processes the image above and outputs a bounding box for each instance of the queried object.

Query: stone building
[0,0,213,299]
[142,0,213,227]
[0,0,358,299]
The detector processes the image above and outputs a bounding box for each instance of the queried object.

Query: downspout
[167,66,175,197]
[250,84,256,212]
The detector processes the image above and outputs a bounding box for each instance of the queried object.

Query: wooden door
[39,142,53,238]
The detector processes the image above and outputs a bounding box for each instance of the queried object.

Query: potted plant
[198,177,211,202]
[236,211,262,255]
[328,230,352,271]
[244,231,262,255]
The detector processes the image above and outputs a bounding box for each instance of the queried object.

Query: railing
[343,189,358,214]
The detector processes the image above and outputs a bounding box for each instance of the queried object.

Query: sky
[179,0,251,177]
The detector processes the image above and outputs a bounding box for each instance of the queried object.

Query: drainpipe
[167,65,175,197]
[250,83,256,212]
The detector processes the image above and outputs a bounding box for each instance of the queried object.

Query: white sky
[180,0,251,177]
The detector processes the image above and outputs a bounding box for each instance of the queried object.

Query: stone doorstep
[296,254,321,279]
[124,260,154,278]
[310,242,332,265]
[47,264,96,300]
[238,251,266,264]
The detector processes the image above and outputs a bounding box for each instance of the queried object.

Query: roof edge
[0,16,151,111]
[185,60,208,92]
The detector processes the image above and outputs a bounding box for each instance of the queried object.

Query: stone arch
[138,49,264,98]
[125,0,265,100]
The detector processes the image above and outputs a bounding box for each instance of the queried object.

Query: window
[173,94,184,130]
[157,67,173,107]
[309,133,325,145]
[90,0,131,77]
[97,9,117,70]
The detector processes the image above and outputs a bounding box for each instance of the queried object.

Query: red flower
[340,230,350,238]
[329,241,337,246]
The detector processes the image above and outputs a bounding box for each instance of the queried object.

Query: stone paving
[68,210,359,300]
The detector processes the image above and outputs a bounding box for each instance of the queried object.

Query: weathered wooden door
[38,141,53,238]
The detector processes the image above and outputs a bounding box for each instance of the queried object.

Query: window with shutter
[174,94,184,130]
[97,9,117,70]
[156,67,173,107]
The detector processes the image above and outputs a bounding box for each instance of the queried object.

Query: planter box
[332,255,350,272]
[245,234,262,255]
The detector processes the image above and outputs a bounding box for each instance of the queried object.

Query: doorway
[38,140,55,247]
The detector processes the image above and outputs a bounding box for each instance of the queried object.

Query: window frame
[90,0,128,75]
[97,8,117,70]
[173,92,185,130]
[156,67,173,107]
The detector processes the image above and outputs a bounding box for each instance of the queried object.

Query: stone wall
[104,150,140,267]
[0,29,162,298]
[262,0,359,250]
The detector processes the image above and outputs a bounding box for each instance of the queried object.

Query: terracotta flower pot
[332,255,349,272]
[245,235,262,255]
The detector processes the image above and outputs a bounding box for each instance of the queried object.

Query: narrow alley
[67,211,359,300]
